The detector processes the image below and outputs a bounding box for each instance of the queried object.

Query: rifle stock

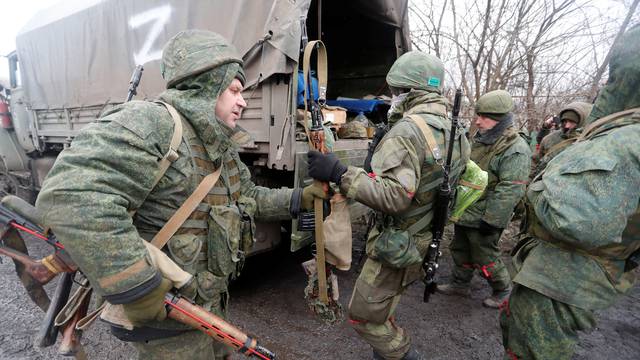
[0,246,58,284]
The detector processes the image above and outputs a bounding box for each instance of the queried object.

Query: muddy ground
[1,222,639,360]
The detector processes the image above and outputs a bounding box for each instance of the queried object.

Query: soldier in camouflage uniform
[35,30,323,360]
[307,51,470,360]
[532,101,592,177]
[438,90,531,308]
[501,25,640,360]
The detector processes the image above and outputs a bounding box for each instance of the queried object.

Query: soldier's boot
[482,286,512,309]
[436,282,470,297]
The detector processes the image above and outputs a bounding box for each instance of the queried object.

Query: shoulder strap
[150,167,221,249]
[578,107,640,141]
[148,101,222,250]
[153,101,184,190]
[407,114,443,163]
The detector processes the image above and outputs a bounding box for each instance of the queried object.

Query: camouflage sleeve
[35,103,173,303]
[237,153,294,221]
[339,135,420,214]
[483,143,531,228]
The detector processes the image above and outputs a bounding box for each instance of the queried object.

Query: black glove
[478,220,502,236]
[307,150,348,184]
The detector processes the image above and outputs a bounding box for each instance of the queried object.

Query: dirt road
[1,224,639,359]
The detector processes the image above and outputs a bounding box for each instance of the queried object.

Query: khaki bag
[322,194,352,271]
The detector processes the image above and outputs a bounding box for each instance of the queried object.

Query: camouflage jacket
[339,91,470,264]
[457,126,531,228]
[537,129,564,159]
[36,100,294,304]
[513,114,640,310]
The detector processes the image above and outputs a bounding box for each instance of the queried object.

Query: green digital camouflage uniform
[448,90,531,301]
[338,51,470,360]
[532,102,592,178]
[501,24,640,360]
[36,30,298,360]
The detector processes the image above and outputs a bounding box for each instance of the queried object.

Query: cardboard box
[321,106,347,125]
[297,106,347,125]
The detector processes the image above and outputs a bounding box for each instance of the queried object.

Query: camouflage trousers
[500,284,596,360]
[450,225,511,291]
[348,257,422,360]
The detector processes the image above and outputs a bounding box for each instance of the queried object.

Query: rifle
[422,89,462,303]
[0,198,277,358]
[125,65,144,102]
[164,293,276,359]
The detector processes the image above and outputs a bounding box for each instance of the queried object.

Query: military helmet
[386,51,445,92]
[161,29,244,89]
[475,90,514,119]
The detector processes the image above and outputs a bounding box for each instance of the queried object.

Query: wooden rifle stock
[164,293,276,359]
[0,246,58,284]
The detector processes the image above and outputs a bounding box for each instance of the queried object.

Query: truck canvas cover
[16,0,409,110]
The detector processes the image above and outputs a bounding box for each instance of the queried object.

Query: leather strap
[150,166,221,249]
[302,40,330,305]
[301,40,328,140]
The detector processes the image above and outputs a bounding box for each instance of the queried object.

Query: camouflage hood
[158,65,241,162]
[586,25,640,124]
[158,30,245,161]
[559,102,592,128]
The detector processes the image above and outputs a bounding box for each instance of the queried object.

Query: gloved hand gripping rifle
[423,89,462,303]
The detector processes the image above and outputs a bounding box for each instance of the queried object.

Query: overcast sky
[0,0,61,83]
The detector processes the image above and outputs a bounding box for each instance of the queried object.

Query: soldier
[536,101,593,163]
[438,90,531,308]
[35,30,324,360]
[307,51,470,360]
[501,24,640,360]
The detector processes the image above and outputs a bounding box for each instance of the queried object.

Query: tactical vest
[385,106,468,237]
[153,116,253,309]
[471,126,520,195]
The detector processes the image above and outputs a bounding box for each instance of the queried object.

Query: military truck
[0,0,410,252]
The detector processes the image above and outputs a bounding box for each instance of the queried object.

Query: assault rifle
[125,65,144,102]
[422,89,462,303]
[0,198,277,359]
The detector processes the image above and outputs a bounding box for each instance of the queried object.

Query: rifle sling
[301,40,328,140]
[302,40,330,305]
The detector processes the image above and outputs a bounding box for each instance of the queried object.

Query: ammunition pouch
[366,224,422,269]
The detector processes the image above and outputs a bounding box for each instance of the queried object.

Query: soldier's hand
[122,277,173,326]
[307,150,347,184]
[301,183,329,210]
